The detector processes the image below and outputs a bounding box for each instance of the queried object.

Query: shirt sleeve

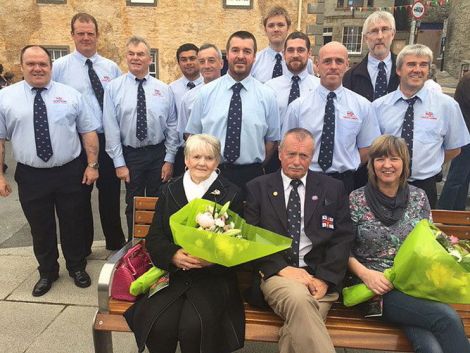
[185,90,204,135]
[163,89,179,163]
[76,93,100,134]
[357,101,381,148]
[443,99,470,150]
[102,84,126,168]
[264,89,281,142]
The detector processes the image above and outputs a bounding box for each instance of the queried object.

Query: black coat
[124,175,245,353]
[343,54,400,102]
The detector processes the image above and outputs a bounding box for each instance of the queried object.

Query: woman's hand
[360,268,393,295]
[172,249,212,270]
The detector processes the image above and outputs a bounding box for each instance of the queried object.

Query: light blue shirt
[0,80,98,168]
[169,74,203,115]
[373,86,470,181]
[284,85,379,173]
[367,53,392,91]
[265,68,320,125]
[177,84,203,138]
[186,74,280,164]
[52,50,121,132]
[103,72,179,168]
[251,46,314,83]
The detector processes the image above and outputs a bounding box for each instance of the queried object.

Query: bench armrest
[97,240,143,312]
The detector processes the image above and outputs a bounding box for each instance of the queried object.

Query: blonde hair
[367,135,410,189]
[184,134,221,163]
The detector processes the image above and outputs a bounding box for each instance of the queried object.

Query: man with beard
[103,36,179,237]
[251,6,313,83]
[177,43,224,140]
[373,44,470,208]
[343,11,400,189]
[283,42,380,194]
[264,31,319,173]
[186,31,280,189]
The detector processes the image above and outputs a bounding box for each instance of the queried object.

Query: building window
[149,49,159,78]
[342,26,362,54]
[323,27,333,45]
[37,0,66,3]
[337,0,372,7]
[45,46,69,62]
[126,0,156,6]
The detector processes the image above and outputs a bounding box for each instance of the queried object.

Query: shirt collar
[225,73,254,91]
[127,71,150,82]
[266,46,283,59]
[368,52,392,69]
[318,84,344,101]
[73,50,99,65]
[182,74,203,86]
[286,67,309,81]
[281,170,307,192]
[24,80,53,93]
[393,85,427,104]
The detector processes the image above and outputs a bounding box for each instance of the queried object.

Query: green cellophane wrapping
[169,198,292,267]
[130,266,166,297]
[343,219,470,307]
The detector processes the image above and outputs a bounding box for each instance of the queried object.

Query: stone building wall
[444,0,470,78]
[0,0,315,83]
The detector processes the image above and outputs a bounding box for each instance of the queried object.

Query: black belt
[219,162,262,170]
[123,142,164,151]
[325,170,354,179]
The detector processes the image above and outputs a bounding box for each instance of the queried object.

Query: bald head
[317,41,349,91]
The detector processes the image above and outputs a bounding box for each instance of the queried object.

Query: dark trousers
[219,163,264,192]
[410,175,438,209]
[80,133,125,252]
[146,296,201,353]
[173,146,186,178]
[123,143,165,237]
[353,163,368,190]
[15,158,87,279]
[326,170,355,195]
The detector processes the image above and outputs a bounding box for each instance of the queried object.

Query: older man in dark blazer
[245,128,354,353]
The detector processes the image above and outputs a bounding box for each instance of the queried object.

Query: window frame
[44,46,70,62]
[342,26,363,54]
[336,0,373,8]
[126,0,157,7]
[223,0,253,9]
[37,0,67,3]
[149,49,159,78]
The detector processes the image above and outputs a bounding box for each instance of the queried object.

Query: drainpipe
[297,0,303,31]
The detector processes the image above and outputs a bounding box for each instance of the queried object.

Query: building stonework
[0,1,315,83]
[444,0,470,78]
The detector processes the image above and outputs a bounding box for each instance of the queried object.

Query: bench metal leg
[93,327,113,353]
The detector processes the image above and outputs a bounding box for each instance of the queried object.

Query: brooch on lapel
[210,189,221,196]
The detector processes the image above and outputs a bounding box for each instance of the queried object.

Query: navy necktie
[401,96,419,172]
[224,82,243,163]
[33,88,53,162]
[85,59,104,111]
[287,179,302,266]
[318,92,336,172]
[187,81,196,90]
[135,78,147,141]
[288,75,301,105]
[272,53,283,78]
[374,61,387,100]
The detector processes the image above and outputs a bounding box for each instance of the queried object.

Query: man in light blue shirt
[52,13,125,252]
[103,36,179,236]
[373,44,470,208]
[186,31,280,189]
[177,43,224,141]
[169,43,203,176]
[251,6,313,83]
[0,45,99,296]
[284,42,379,193]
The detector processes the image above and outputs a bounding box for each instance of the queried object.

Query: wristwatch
[87,162,99,170]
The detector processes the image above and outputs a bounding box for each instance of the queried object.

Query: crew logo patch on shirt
[342,111,359,120]
[153,89,162,97]
[420,111,437,120]
[101,76,112,83]
[321,215,334,229]
[53,97,67,104]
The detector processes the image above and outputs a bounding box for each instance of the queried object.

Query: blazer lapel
[167,176,188,209]
[304,171,323,227]
[268,171,288,232]
[202,177,229,202]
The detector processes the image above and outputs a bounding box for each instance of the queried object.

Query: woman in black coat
[125,134,245,353]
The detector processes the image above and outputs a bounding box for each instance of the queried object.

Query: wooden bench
[92,197,470,353]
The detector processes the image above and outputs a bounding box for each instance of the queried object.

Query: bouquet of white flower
[195,201,243,238]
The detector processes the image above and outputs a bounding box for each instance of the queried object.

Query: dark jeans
[438,144,470,210]
[123,143,165,238]
[382,290,470,353]
[15,158,87,278]
[410,175,438,209]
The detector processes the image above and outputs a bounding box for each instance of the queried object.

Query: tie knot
[85,59,93,68]
[290,179,302,189]
[405,96,418,106]
[33,87,46,95]
[327,92,336,100]
[292,75,300,83]
[232,82,243,94]
[187,81,196,89]
[378,61,385,70]
[136,77,146,85]
[275,53,282,62]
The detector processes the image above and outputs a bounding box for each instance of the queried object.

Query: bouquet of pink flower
[436,233,470,271]
[195,201,243,239]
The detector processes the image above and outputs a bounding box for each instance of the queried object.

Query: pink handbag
[111,243,152,301]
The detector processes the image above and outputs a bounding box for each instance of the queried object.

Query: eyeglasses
[366,27,394,36]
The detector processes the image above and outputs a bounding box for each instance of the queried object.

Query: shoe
[69,270,91,288]
[32,275,58,297]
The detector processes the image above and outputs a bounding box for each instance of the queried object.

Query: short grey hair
[280,128,315,152]
[184,134,222,163]
[396,44,433,69]
[362,10,396,36]
[126,35,151,55]
[199,43,223,60]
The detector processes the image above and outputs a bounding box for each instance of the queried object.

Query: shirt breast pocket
[337,118,361,148]
[414,129,442,144]
[47,104,75,126]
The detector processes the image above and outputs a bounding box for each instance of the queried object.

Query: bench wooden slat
[432,210,470,225]
[134,198,158,211]
[433,225,470,239]
[133,225,150,239]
